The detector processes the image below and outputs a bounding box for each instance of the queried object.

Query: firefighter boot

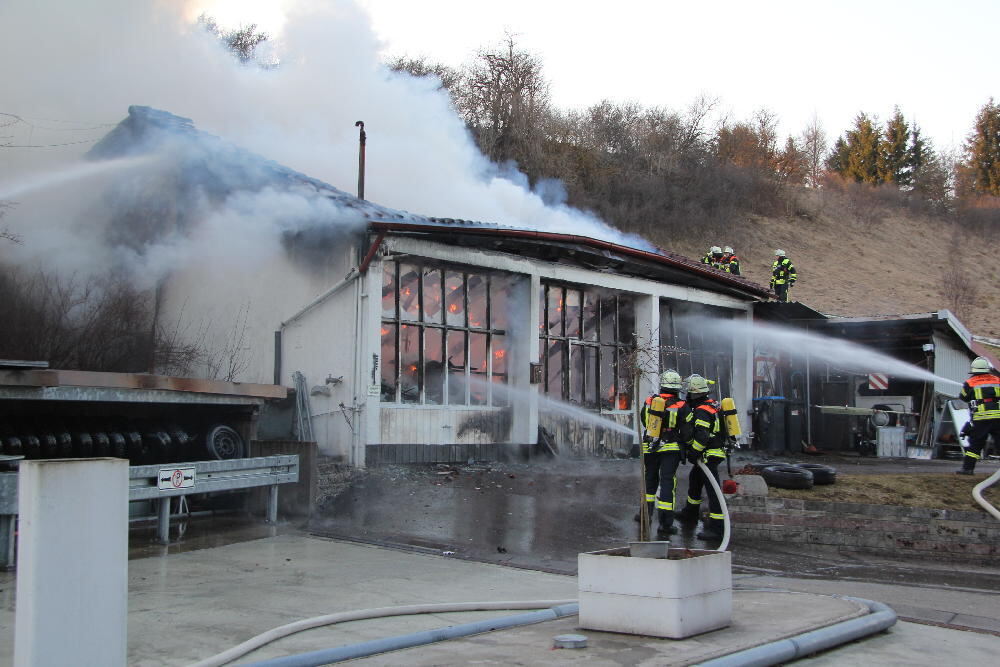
[657,510,678,538]
[955,459,976,475]
[677,503,701,525]
[697,518,725,542]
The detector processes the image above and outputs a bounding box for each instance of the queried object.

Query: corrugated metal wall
[933,332,969,397]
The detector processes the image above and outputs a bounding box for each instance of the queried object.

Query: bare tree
[680,94,719,152]
[458,32,551,179]
[201,300,252,382]
[386,55,461,94]
[800,114,828,188]
[198,13,274,67]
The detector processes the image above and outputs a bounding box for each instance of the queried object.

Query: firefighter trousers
[965,419,1000,467]
[686,455,725,521]
[644,450,684,512]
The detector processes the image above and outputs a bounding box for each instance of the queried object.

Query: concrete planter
[578,546,732,639]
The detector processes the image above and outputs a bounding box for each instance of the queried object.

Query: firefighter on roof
[723,246,741,275]
[639,370,691,538]
[770,249,797,302]
[956,356,1000,475]
[701,246,723,268]
[677,374,728,541]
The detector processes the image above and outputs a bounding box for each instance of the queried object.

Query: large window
[381,261,514,406]
[538,283,635,411]
[659,301,734,400]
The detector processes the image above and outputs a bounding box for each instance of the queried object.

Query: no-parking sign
[158,467,195,490]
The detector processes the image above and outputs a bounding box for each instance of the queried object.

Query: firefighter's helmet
[710,246,722,254]
[971,356,993,373]
[724,246,734,254]
[774,249,786,257]
[686,374,711,395]
[660,370,683,390]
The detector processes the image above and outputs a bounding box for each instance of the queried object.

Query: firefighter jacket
[640,392,690,453]
[961,372,1000,421]
[726,253,741,275]
[770,257,797,287]
[701,252,727,271]
[686,397,726,459]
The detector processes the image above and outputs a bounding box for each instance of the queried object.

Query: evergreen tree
[844,113,882,185]
[961,98,1000,196]
[826,136,850,175]
[879,108,910,186]
[909,124,927,176]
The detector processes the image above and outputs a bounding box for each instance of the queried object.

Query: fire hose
[695,458,732,552]
[973,467,1000,521]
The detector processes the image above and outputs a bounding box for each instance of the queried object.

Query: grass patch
[766,474,1000,512]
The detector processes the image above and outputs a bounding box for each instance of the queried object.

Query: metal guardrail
[1,455,300,567]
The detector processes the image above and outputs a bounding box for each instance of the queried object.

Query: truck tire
[793,463,837,484]
[761,464,814,490]
[206,425,244,460]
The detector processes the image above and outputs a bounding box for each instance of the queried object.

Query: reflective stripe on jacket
[686,399,726,458]
[641,394,688,452]
[961,373,1000,421]
[771,257,797,285]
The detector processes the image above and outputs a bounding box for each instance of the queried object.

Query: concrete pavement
[3,531,997,666]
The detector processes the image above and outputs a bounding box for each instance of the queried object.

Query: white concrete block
[15,458,128,667]
[733,474,768,496]
[579,589,733,638]
[578,547,732,639]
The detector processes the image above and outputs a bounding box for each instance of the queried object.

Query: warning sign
[158,467,196,491]
[868,373,889,391]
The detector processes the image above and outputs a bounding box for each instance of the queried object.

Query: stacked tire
[760,463,837,489]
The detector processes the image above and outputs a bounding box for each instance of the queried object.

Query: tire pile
[758,463,837,489]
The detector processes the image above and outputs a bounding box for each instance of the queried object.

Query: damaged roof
[90,106,772,300]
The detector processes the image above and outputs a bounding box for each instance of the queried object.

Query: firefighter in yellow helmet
[723,246,741,276]
[677,374,728,541]
[770,249,797,302]
[956,356,1000,475]
[639,370,692,537]
[701,246,723,268]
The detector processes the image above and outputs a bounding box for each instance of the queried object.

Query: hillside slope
[645,190,997,339]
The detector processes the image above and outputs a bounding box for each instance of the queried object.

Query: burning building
[78,106,772,466]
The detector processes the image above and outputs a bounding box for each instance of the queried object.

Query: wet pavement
[310,455,1000,593]
[2,452,998,665]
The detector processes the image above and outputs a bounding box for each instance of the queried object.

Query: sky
[197,0,999,152]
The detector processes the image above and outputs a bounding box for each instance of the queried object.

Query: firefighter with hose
[677,374,730,541]
[639,370,691,538]
[957,356,1000,475]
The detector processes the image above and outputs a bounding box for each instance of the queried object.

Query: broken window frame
[539,283,635,412]
[381,259,511,407]
[659,300,735,401]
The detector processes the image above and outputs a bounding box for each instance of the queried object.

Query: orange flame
[380,327,389,336]
[494,350,505,359]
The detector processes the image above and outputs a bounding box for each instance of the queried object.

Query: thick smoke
[0,0,648,285]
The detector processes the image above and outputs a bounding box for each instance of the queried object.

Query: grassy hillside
[644,188,997,339]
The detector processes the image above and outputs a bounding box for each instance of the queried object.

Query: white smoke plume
[0,0,648,285]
